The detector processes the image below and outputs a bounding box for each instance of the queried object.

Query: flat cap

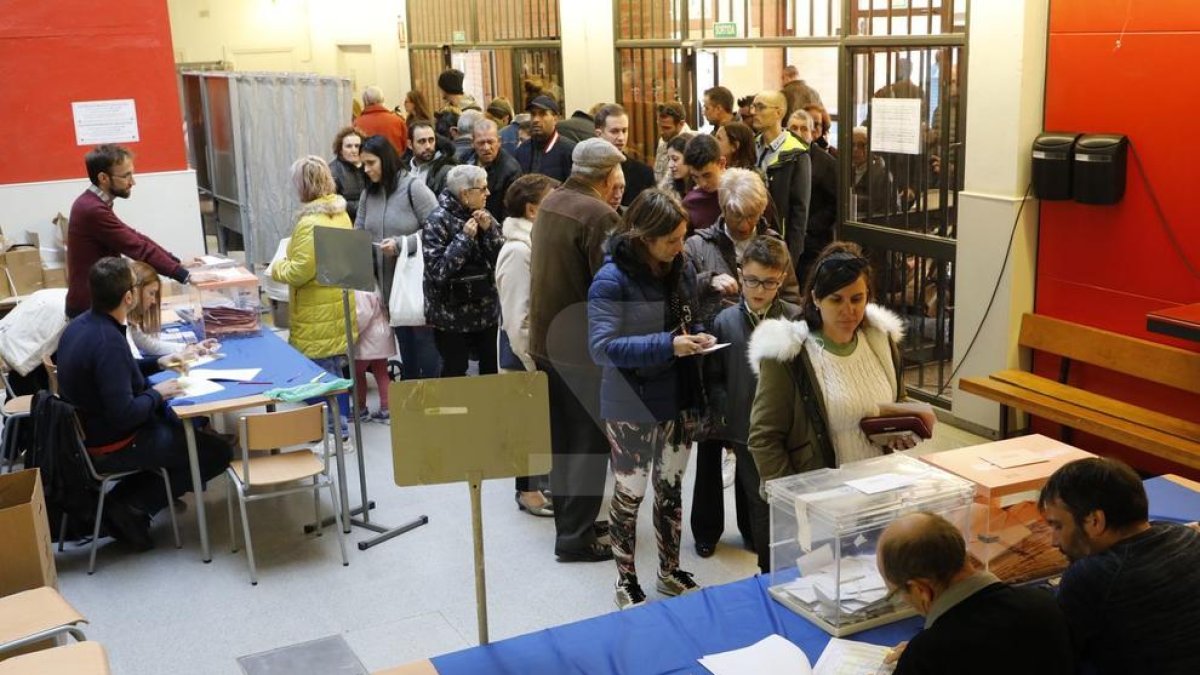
[572,138,625,173]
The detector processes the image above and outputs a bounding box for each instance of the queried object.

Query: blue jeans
[310,355,351,431]
[394,326,442,379]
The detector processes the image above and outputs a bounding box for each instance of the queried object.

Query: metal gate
[407,0,563,111]
[614,0,968,405]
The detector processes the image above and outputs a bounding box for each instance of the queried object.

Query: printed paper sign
[72,99,140,145]
[869,98,921,155]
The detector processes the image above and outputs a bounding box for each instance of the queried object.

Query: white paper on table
[845,472,919,495]
[175,376,225,398]
[699,342,731,354]
[869,98,922,155]
[184,354,224,368]
[699,634,813,675]
[982,448,1050,469]
[188,368,261,382]
[813,638,894,675]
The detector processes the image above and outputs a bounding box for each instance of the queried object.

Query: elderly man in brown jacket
[530,138,625,562]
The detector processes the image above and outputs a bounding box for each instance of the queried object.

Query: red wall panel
[0,0,187,185]
[1038,1,1200,474]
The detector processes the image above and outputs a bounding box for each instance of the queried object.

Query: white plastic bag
[388,236,425,326]
[262,237,291,303]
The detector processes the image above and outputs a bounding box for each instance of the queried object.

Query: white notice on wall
[869,98,921,155]
[72,99,140,145]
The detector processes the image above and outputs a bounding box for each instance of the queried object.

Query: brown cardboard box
[2,247,44,296]
[0,469,58,597]
[42,265,67,289]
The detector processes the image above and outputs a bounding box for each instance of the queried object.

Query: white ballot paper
[175,376,225,398]
[188,368,261,382]
[699,342,731,354]
[813,638,894,675]
[982,448,1050,470]
[699,634,813,675]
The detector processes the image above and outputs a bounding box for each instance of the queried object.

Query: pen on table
[237,381,272,385]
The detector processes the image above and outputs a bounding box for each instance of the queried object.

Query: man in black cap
[591,104,654,207]
[438,68,466,108]
[513,95,575,182]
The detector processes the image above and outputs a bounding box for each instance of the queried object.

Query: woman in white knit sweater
[746,242,930,484]
[495,173,560,517]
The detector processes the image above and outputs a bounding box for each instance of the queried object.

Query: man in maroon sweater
[66,145,192,317]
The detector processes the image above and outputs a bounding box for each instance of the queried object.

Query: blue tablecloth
[432,574,921,675]
[430,478,1200,675]
[151,328,327,408]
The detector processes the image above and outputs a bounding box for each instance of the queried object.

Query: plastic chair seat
[0,641,110,675]
[2,395,31,416]
[0,587,86,648]
[230,451,324,487]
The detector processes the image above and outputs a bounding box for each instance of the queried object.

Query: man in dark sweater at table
[57,257,231,551]
[1039,457,1200,675]
[877,512,1074,675]
[65,144,193,318]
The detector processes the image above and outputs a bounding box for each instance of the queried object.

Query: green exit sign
[713,22,738,38]
[452,30,467,44]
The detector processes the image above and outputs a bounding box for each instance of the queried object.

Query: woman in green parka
[746,242,927,487]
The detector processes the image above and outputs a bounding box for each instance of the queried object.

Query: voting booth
[765,453,975,637]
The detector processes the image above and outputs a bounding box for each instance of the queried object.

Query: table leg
[328,394,352,534]
[182,418,211,563]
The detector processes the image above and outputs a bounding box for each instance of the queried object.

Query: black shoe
[556,541,614,563]
[695,541,717,558]
[103,499,154,552]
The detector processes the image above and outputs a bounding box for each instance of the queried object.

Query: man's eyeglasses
[741,275,784,290]
[109,171,134,181]
[751,102,779,112]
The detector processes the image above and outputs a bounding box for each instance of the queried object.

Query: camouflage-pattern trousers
[604,420,691,584]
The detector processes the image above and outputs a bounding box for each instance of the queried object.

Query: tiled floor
[51,383,987,675]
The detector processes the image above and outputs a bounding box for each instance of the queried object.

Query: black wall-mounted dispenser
[1032,132,1080,200]
[1073,134,1128,205]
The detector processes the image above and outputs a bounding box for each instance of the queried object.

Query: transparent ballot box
[920,434,1094,584]
[765,453,975,636]
[181,266,261,338]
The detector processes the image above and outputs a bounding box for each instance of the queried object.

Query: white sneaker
[614,577,647,610]
[721,450,736,489]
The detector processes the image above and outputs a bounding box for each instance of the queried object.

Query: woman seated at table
[270,155,356,436]
[588,189,712,610]
[127,261,219,359]
[747,242,926,486]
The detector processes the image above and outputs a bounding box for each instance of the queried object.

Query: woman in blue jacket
[588,189,716,610]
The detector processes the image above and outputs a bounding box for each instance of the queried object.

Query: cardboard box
[2,246,44,296]
[42,265,67,289]
[0,469,58,597]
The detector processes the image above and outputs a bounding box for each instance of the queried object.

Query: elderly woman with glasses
[683,168,800,560]
[422,164,504,378]
[747,241,927,487]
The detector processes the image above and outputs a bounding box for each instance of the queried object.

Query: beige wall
[167,0,412,110]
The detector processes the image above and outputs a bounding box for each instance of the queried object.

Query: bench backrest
[1019,313,1200,395]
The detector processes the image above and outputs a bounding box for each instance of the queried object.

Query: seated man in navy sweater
[57,257,231,551]
[878,512,1074,675]
[1040,457,1200,675]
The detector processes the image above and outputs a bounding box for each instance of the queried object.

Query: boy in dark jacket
[704,236,800,572]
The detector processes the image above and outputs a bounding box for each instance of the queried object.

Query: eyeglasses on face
[741,275,783,290]
[109,171,134,181]
[751,102,779,112]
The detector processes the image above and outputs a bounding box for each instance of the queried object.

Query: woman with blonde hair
[271,155,356,435]
[127,260,219,359]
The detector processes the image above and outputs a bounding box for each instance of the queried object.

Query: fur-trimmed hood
[296,193,348,218]
[501,216,533,248]
[747,303,905,376]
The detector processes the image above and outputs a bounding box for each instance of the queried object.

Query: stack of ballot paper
[699,634,894,675]
[780,550,896,624]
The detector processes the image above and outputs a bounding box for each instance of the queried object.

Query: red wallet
[859,415,933,440]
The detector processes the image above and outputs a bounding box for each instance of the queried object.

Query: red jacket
[355,104,408,155]
[65,189,187,316]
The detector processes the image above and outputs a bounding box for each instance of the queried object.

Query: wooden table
[1147,302,1200,342]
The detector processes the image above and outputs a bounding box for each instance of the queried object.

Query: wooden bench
[960,313,1200,470]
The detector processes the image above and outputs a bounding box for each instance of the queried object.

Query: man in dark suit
[878,512,1075,675]
[592,103,655,207]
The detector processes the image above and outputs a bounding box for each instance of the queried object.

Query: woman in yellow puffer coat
[271,155,357,433]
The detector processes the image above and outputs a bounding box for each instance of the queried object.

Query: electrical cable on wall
[1129,142,1200,280]
[936,182,1032,399]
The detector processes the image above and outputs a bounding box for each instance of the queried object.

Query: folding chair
[57,405,181,574]
[0,587,88,657]
[0,641,110,675]
[0,364,31,473]
[227,403,349,585]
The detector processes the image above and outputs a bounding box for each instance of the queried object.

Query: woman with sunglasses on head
[746,241,928,486]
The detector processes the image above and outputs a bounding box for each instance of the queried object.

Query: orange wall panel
[0,0,187,185]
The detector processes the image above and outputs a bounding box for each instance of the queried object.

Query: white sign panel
[72,99,140,145]
[869,97,921,155]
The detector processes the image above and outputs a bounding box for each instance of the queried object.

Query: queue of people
[30,69,1198,675]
